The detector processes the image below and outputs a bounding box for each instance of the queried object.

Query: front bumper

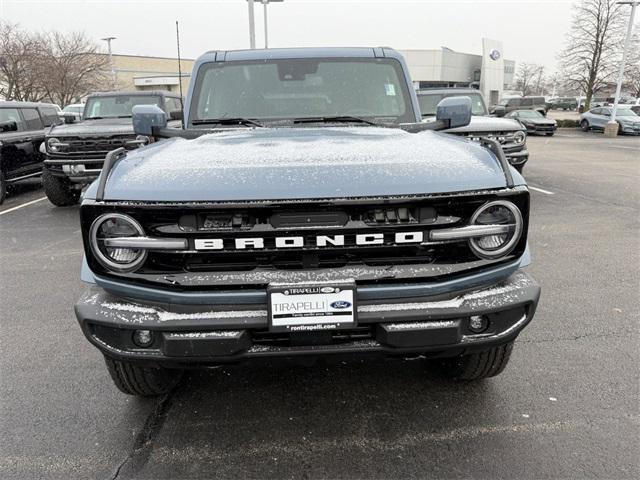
[44,158,105,183]
[75,271,540,367]
[503,149,529,166]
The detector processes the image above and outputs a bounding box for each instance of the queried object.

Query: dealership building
[107,39,514,104]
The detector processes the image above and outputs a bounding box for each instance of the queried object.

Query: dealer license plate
[268,282,356,332]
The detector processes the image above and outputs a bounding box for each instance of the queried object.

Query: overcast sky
[1,0,584,72]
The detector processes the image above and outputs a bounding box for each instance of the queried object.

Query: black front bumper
[44,158,105,183]
[75,271,540,367]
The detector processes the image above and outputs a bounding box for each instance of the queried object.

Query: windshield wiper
[192,117,263,127]
[292,116,379,126]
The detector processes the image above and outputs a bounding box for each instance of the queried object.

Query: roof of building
[86,90,180,98]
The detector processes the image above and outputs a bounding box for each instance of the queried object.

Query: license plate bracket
[268,281,356,332]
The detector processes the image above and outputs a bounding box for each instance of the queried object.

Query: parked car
[546,97,577,111]
[506,110,557,136]
[580,107,640,135]
[490,96,548,117]
[0,101,61,203]
[74,47,540,397]
[417,88,529,172]
[42,91,183,206]
[62,103,85,121]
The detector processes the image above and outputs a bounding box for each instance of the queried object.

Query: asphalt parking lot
[1,130,638,479]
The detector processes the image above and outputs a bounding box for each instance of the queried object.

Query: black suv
[491,96,548,117]
[0,101,61,204]
[417,88,529,172]
[42,91,183,206]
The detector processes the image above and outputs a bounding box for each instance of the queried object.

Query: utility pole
[101,36,117,90]
[247,0,256,49]
[606,1,638,136]
[262,0,283,48]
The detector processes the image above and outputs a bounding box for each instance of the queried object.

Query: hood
[48,117,134,137]
[519,118,556,126]
[86,126,513,202]
[424,115,524,133]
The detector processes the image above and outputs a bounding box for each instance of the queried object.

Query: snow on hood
[47,117,133,137]
[87,126,509,202]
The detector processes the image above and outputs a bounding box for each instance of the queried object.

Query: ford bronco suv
[0,101,61,203]
[417,88,529,172]
[74,48,540,396]
[42,91,183,206]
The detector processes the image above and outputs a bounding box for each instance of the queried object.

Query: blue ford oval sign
[331,301,351,309]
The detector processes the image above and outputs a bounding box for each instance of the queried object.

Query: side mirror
[169,110,183,121]
[63,114,76,124]
[436,96,472,128]
[132,104,167,136]
[493,106,506,117]
[0,121,18,132]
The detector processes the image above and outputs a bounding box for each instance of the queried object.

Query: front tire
[432,342,514,381]
[104,356,183,396]
[580,119,590,132]
[42,169,80,206]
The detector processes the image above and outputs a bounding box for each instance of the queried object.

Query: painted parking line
[0,196,48,216]
[528,186,555,195]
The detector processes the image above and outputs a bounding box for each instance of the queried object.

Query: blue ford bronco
[74,48,540,396]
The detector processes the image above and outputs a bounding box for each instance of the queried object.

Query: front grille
[81,191,530,287]
[49,136,138,160]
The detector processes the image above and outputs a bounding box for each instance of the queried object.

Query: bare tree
[559,0,626,109]
[0,22,110,105]
[514,63,546,96]
[0,22,48,102]
[40,31,110,106]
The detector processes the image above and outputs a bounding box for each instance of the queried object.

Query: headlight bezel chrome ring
[469,200,523,260]
[89,213,148,273]
[47,137,61,152]
[513,131,526,144]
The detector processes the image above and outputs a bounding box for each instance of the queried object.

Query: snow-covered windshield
[84,95,161,119]
[190,58,414,125]
[418,92,487,116]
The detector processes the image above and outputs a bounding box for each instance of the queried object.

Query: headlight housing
[89,213,147,272]
[469,200,523,259]
[135,135,150,146]
[513,131,526,144]
[47,137,61,152]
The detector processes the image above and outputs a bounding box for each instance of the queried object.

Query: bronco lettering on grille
[194,232,425,250]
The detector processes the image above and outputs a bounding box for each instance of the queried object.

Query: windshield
[617,109,637,117]
[516,110,544,119]
[417,92,487,116]
[84,95,160,119]
[498,99,510,106]
[189,58,414,125]
[63,105,84,114]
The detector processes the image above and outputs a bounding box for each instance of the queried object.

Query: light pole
[101,36,117,90]
[606,1,638,136]
[247,0,256,49]
[246,0,283,49]
[262,0,284,49]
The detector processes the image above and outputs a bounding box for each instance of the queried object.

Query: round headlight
[136,135,150,146]
[513,131,526,144]
[89,213,147,272]
[47,137,61,152]
[469,200,523,259]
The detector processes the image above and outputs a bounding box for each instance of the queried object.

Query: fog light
[469,315,489,334]
[133,329,154,348]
